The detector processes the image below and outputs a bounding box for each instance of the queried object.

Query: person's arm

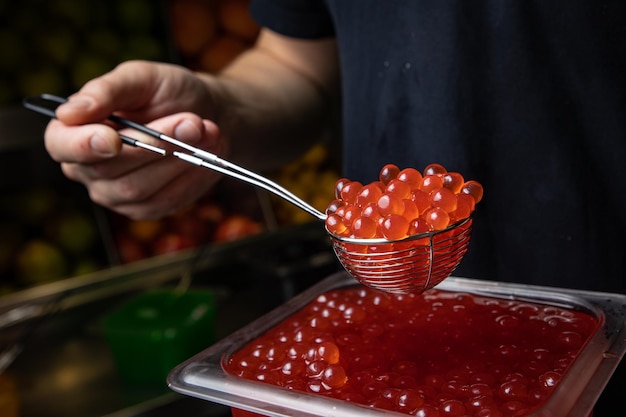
[203,29,341,170]
[44,29,340,219]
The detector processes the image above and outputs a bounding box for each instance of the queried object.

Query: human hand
[44,60,226,220]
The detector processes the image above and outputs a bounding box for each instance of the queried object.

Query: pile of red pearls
[325,163,483,241]
[225,286,598,417]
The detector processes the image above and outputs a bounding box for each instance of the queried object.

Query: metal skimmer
[24,93,473,294]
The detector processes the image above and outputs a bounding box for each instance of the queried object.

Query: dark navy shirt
[250,0,626,294]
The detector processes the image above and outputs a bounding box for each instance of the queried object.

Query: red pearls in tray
[224,286,599,417]
[325,163,483,241]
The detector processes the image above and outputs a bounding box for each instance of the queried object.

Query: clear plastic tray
[168,272,626,417]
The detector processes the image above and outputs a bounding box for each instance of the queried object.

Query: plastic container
[168,272,626,417]
[103,288,216,383]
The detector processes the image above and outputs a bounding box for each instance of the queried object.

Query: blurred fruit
[71,54,114,90]
[270,143,339,225]
[116,0,155,32]
[19,68,66,100]
[0,223,23,275]
[171,0,218,56]
[15,239,68,285]
[152,233,195,255]
[128,219,163,242]
[52,211,98,255]
[10,188,59,226]
[218,0,260,42]
[0,373,19,417]
[200,35,249,73]
[214,215,262,242]
[116,234,148,264]
[72,257,102,276]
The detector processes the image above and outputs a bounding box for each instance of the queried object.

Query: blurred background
[0,0,340,295]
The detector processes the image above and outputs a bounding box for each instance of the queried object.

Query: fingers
[79,157,220,220]
[55,60,164,125]
[54,112,223,219]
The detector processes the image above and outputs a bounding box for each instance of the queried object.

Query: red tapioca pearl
[284,378,307,391]
[306,360,327,377]
[335,332,362,346]
[420,174,444,193]
[366,397,395,411]
[527,387,548,405]
[380,163,401,185]
[286,343,309,360]
[495,314,521,329]
[413,404,442,417]
[442,172,465,193]
[318,306,341,321]
[411,188,432,212]
[519,360,550,376]
[307,380,324,393]
[460,180,484,203]
[381,387,402,403]
[423,163,448,176]
[500,400,532,415]
[392,374,419,389]
[334,178,350,199]
[322,363,348,388]
[254,371,281,385]
[343,305,367,322]
[362,380,389,399]
[430,187,458,213]
[424,373,446,389]
[307,316,331,331]
[380,214,411,240]
[474,407,504,417]
[537,371,561,391]
[340,390,367,403]
[558,331,585,349]
[281,360,306,377]
[424,207,450,230]
[392,360,419,377]
[500,372,528,384]
[351,216,378,238]
[315,341,341,364]
[402,198,419,221]
[496,344,522,361]
[350,370,375,387]
[397,388,426,410]
[325,198,344,215]
[508,303,540,317]
[468,383,494,397]
[441,380,471,399]
[465,395,498,413]
[325,213,348,236]
[497,380,529,402]
[398,167,423,188]
[445,368,471,384]
[340,181,363,204]
[264,344,288,362]
[415,385,438,401]
[438,399,466,416]
[356,183,384,207]
[360,202,380,218]
[377,193,405,216]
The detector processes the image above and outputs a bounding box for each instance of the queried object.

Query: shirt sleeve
[249,0,335,39]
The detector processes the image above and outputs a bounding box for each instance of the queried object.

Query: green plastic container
[103,289,216,383]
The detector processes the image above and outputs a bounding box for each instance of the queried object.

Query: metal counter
[0,222,340,417]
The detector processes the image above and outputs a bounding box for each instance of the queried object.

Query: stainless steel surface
[0,222,339,417]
